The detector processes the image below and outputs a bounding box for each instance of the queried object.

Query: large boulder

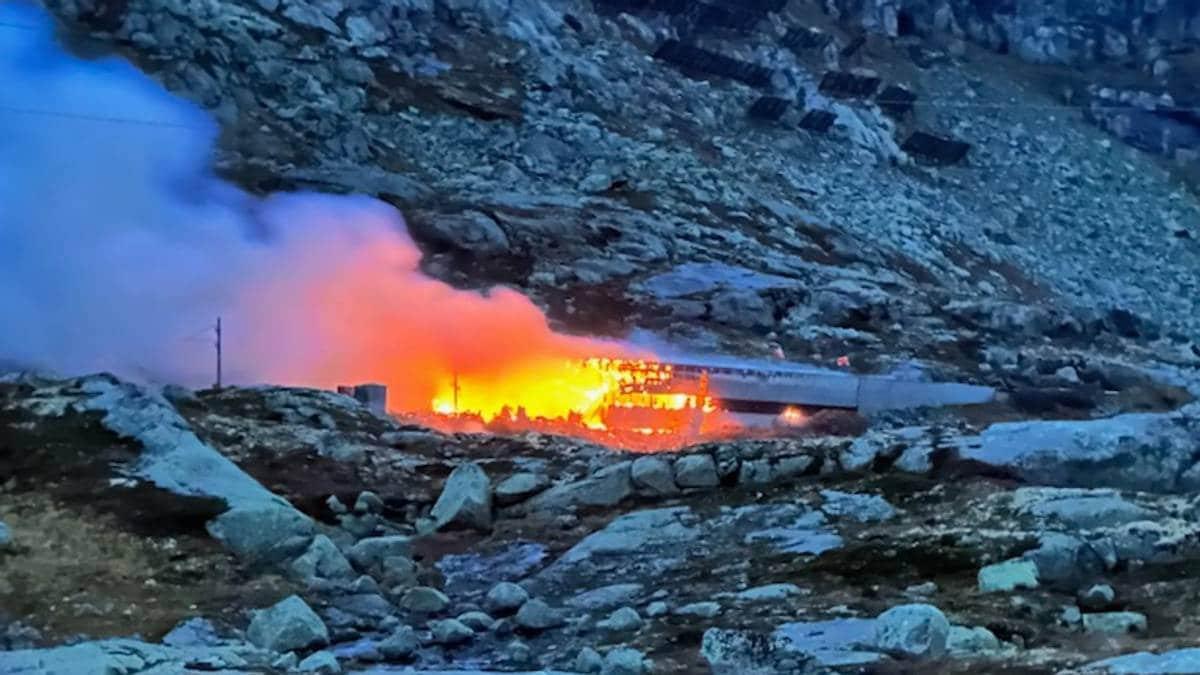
[291,535,356,584]
[631,456,679,496]
[978,559,1040,593]
[1084,647,1200,674]
[514,599,565,631]
[673,454,719,488]
[207,503,316,566]
[485,581,530,616]
[246,595,329,653]
[430,463,493,531]
[871,604,950,659]
[955,408,1200,492]
[520,461,634,512]
[495,472,550,505]
[0,638,275,674]
[819,490,896,523]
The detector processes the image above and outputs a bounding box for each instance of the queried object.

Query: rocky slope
[5,0,1200,673]
[38,0,1200,375]
[6,374,1200,673]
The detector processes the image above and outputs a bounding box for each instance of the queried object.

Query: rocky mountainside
[4,0,1200,673]
[40,0,1200,373]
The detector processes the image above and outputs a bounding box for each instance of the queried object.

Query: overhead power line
[0,103,202,129]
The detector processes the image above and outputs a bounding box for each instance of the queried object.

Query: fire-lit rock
[431,463,494,531]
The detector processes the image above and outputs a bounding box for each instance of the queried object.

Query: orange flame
[228,202,738,450]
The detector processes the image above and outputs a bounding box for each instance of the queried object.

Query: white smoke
[0,3,634,402]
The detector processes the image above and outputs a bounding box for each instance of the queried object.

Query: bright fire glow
[424,358,735,451]
[226,200,742,451]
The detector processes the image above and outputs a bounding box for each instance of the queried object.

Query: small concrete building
[339,383,387,415]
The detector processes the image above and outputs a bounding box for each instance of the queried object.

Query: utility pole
[215,317,223,390]
[452,369,460,415]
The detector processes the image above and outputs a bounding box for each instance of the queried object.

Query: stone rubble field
[5,372,1200,674]
[5,0,1200,673]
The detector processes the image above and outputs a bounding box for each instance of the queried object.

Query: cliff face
[829,0,1200,68]
[823,0,1200,167]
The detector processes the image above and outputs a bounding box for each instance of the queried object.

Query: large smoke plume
[0,3,632,411]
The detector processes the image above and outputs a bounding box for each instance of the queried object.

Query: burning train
[342,354,995,451]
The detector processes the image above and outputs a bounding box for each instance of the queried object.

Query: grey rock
[946,626,1002,657]
[281,0,341,34]
[326,495,348,515]
[703,627,795,673]
[77,378,293,530]
[895,443,934,474]
[382,555,419,588]
[1084,648,1200,674]
[246,595,329,653]
[674,454,719,488]
[905,582,938,597]
[1023,533,1108,587]
[1083,611,1148,635]
[495,472,550,505]
[978,559,1040,593]
[872,604,950,658]
[820,490,897,523]
[457,610,496,631]
[378,625,418,660]
[675,601,721,619]
[297,650,340,673]
[597,606,644,633]
[291,534,356,584]
[412,210,510,254]
[1013,488,1152,529]
[399,586,449,614]
[431,463,493,531]
[522,461,633,511]
[840,435,884,471]
[956,412,1200,492]
[161,618,221,648]
[579,172,613,193]
[272,652,300,670]
[514,598,565,631]
[161,384,197,405]
[0,638,278,674]
[354,491,384,514]
[429,618,475,645]
[208,503,316,566]
[601,647,649,675]
[739,456,814,486]
[566,583,644,611]
[344,16,385,47]
[709,289,775,330]
[774,618,883,667]
[735,583,805,601]
[347,535,413,574]
[485,581,530,615]
[576,646,604,673]
[504,638,533,665]
[333,593,392,622]
[1080,584,1116,611]
[631,456,679,495]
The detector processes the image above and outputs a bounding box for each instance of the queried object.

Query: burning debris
[363,354,996,452]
